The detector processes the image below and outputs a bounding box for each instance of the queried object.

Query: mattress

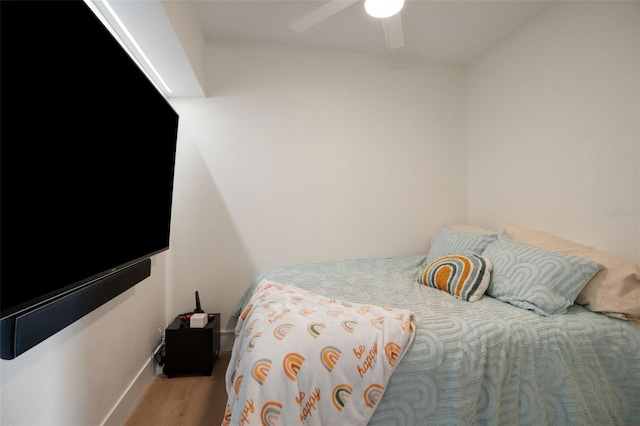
[231,255,640,425]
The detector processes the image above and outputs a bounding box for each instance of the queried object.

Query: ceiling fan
[288,0,406,50]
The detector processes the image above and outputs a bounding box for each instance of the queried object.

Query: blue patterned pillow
[418,254,492,302]
[426,225,497,266]
[482,229,604,316]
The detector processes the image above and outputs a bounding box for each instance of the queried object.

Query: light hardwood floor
[125,351,231,426]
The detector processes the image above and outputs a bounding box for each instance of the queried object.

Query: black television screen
[0,0,179,355]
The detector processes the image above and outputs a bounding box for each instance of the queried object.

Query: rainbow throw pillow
[418,254,492,302]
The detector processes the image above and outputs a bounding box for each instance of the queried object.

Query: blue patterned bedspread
[233,255,640,425]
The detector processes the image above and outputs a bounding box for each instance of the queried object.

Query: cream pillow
[502,221,640,320]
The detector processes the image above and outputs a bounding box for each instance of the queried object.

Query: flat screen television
[0,0,180,359]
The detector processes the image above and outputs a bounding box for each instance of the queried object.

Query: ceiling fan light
[364,0,404,19]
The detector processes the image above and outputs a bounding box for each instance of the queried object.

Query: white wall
[467,0,640,262]
[161,0,207,97]
[168,41,468,333]
[0,255,167,426]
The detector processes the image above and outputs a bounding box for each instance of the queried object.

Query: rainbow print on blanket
[223,280,417,426]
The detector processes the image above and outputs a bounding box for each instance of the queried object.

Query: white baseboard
[100,358,156,426]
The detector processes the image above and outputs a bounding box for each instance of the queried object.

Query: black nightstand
[164,313,220,378]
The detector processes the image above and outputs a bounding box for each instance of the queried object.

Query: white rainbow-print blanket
[222,280,417,426]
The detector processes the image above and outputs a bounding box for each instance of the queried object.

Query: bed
[222,223,640,425]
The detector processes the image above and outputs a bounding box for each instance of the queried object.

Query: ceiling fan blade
[289,0,360,33]
[382,13,404,49]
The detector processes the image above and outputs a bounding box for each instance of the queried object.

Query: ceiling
[192,0,555,65]
[97,0,557,98]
